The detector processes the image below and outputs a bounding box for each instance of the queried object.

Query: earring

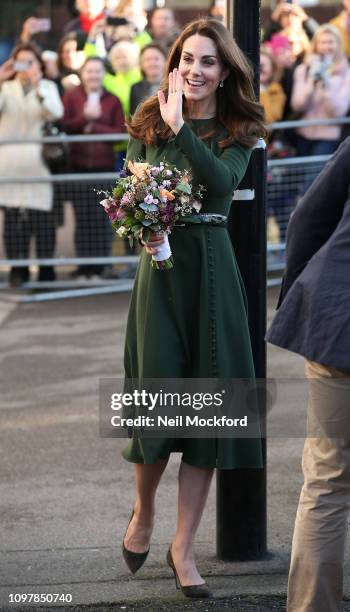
[219,80,224,88]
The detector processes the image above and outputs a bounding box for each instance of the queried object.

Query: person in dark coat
[147,7,179,52]
[129,43,167,115]
[266,137,350,612]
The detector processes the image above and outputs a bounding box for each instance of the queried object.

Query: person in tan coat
[0,43,63,285]
[260,47,286,125]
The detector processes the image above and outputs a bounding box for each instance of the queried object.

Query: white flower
[117,226,128,237]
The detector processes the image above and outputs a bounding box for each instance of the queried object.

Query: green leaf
[112,185,124,197]
[176,183,191,195]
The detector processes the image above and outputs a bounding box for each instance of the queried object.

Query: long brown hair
[11,42,45,74]
[127,18,266,148]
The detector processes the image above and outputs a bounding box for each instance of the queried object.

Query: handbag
[42,122,69,173]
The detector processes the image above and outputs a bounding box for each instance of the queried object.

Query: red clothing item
[80,11,105,33]
[62,85,125,171]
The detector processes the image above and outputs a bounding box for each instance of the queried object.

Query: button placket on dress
[206,228,218,377]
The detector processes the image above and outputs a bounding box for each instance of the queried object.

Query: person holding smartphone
[0,43,63,286]
[291,24,350,159]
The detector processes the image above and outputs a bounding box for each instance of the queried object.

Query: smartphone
[34,18,51,33]
[106,16,128,27]
[87,92,100,105]
[13,60,31,71]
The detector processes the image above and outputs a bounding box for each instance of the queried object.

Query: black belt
[175,214,227,228]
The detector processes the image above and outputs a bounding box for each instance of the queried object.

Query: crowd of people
[261,1,350,154]
[261,1,350,245]
[0,0,350,284]
[0,1,182,285]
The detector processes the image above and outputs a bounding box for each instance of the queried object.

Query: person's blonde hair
[108,40,140,72]
[127,18,266,148]
[310,24,344,64]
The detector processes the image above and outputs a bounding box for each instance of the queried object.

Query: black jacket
[266,137,350,369]
[130,80,159,115]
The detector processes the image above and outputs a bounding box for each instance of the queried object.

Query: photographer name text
[110,414,248,428]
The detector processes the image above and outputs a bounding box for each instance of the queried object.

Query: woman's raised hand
[157,68,184,135]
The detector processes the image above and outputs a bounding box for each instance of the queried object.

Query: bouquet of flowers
[99,160,204,269]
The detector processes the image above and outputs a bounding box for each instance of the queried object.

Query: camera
[106,16,128,27]
[309,56,331,83]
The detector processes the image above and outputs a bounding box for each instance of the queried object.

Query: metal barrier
[264,114,350,285]
[0,119,346,301]
[0,168,138,302]
[266,154,331,285]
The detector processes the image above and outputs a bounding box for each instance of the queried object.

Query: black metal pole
[216,0,267,561]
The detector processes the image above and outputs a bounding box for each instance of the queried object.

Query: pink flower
[100,198,113,210]
[116,208,126,220]
[121,193,131,206]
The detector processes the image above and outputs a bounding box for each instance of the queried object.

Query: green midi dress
[121,118,263,469]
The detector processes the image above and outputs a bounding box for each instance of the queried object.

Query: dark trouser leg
[70,182,93,276]
[75,181,113,275]
[31,209,56,281]
[3,208,31,284]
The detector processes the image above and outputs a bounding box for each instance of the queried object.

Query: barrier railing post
[216,0,267,561]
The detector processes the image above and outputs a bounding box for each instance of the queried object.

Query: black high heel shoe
[166,545,212,599]
[122,509,150,574]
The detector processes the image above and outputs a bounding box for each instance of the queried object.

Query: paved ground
[0,288,349,611]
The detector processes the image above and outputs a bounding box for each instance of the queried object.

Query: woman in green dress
[121,18,265,598]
